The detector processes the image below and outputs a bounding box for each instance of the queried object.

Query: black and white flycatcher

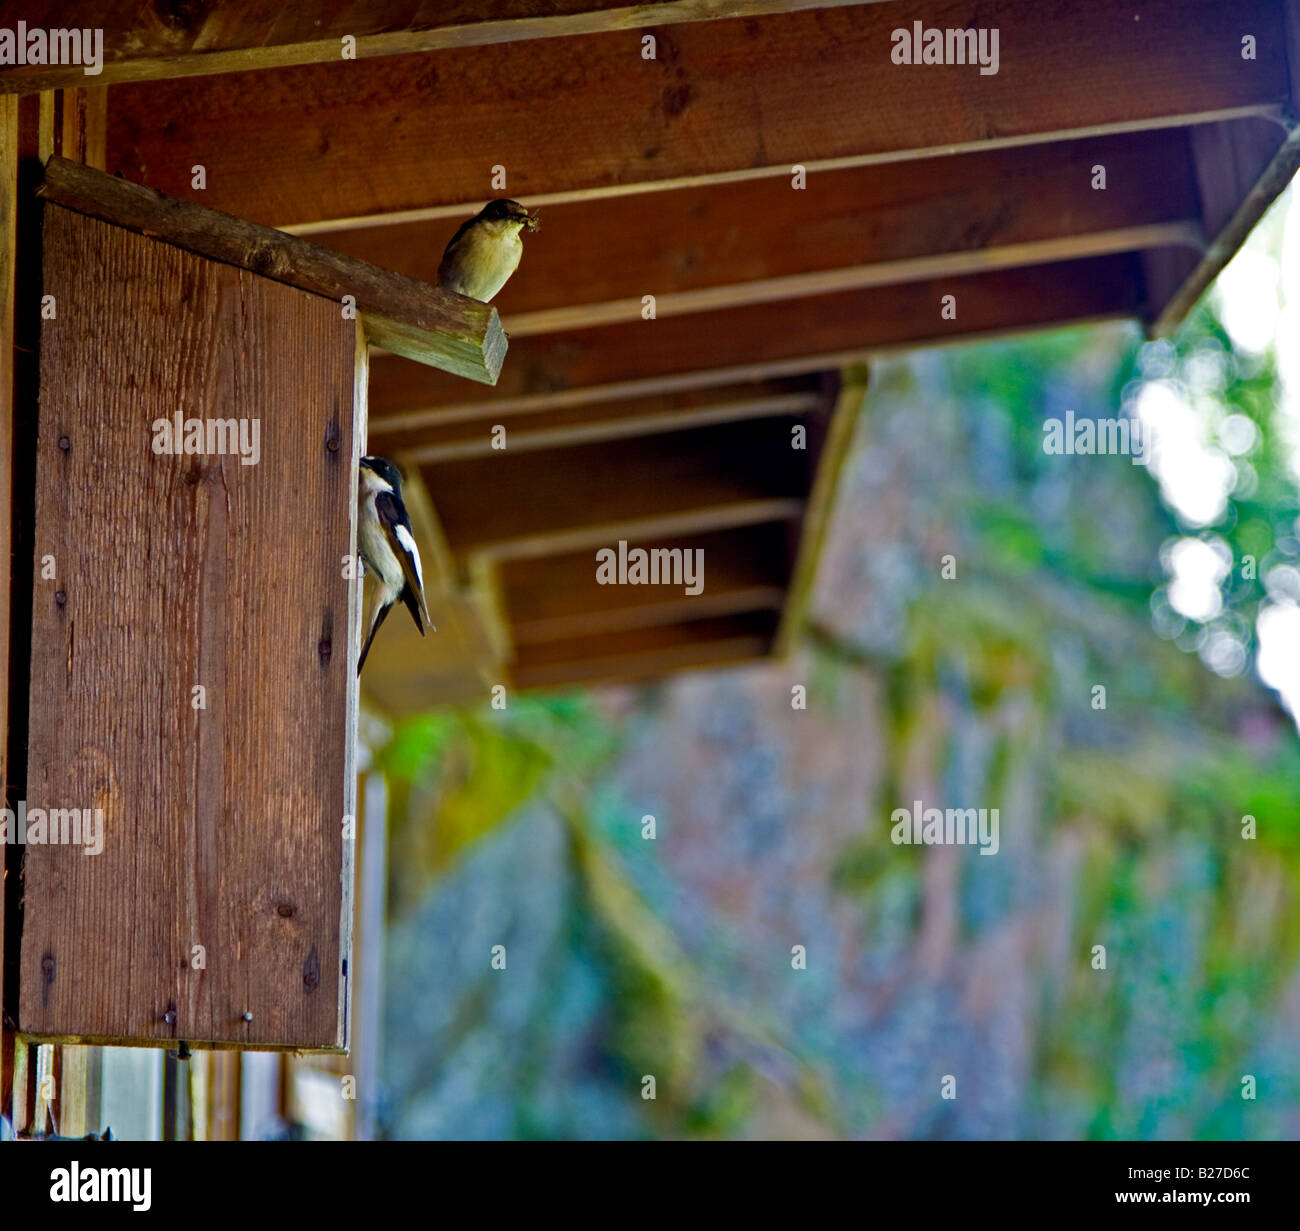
[356,456,433,674]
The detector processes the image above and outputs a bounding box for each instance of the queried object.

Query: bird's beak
[521,210,541,233]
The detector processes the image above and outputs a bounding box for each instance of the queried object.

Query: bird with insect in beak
[356,456,433,674]
[437,199,540,303]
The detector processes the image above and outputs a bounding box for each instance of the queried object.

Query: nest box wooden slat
[16,179,381,1050]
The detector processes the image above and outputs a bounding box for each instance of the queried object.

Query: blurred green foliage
[376,194,1300,1140]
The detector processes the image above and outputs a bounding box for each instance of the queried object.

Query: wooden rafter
[98,0,1289,230]
[502,521,794,644]
[370,254,1143,422]
[318,127,1204,331]
[512,611,779,690]
[0,2,878,92]
[376,377,828,460]
[419,416,814,562]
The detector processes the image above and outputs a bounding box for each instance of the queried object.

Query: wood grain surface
[101,0,1288,229]
[19,206,362,1050]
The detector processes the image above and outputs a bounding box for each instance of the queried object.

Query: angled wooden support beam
[36,156,506,384]
[100,0,1290,229]
[775,369,864,656]
[1146,118,1300,336]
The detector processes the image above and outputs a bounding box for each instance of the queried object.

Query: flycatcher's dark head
[360,455,404,490]
[478,198,540,232]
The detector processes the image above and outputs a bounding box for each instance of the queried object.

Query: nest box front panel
[18,204,362,1050]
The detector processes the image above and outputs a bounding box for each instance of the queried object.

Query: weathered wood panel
[102,0,1288,229]
[19,206,362,1050]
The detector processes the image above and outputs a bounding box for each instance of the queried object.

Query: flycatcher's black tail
[357,600,393,675]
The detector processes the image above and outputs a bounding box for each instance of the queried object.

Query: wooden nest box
[15,158,503,1051]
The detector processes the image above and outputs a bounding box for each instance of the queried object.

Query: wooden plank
[421,416,813,561]
[0,91,15,1133]
[774,371,864,655]
[371,254,1143,423]
[319,129,1202,328]
[37,157,506,385]
[100,0,1289,230]
[57,1044,91,1136]
[1190,117,1288,237]
[0,2,875,92]
[496,223,1196,338]
[513,611,778,689]
[0,88,45,1142]
[19,207,361,1050]
[56,88,107,170]
[208,1051,241,1140]
[378,379,827,459]
[11,1038,31,1133]
[504,522,793,643]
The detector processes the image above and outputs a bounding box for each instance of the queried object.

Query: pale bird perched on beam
[356,455,433,675]
[437,199,540,303]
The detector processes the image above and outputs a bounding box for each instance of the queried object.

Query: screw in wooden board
[241,1011,254,1022]
[318,639,332,665]
[54,591,66,607]
[163,1009,177,1026]
[58,435,70,452]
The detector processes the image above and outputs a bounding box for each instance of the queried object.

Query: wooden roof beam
[369,254,1143,425]
[377,377,829,460]
[512,611,779,690]
[420,417,814,562]
[501,522,796,644]
[0,2,876,93]
[318,128,1204,330]
[99,0,1292,230]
